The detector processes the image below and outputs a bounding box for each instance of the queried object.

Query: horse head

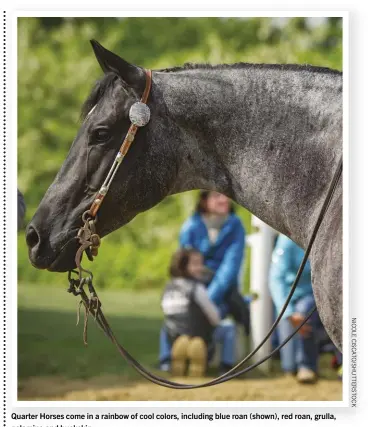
[26,40,178,272]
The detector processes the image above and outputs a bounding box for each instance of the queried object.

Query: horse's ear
[90,39,145,93]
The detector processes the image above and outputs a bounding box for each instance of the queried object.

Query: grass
[18,283,339,384]
[18,283,164,380]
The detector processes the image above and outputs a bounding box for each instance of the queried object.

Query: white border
[11,10,349,408]
[342,10,350,412]
[16,10,347,17]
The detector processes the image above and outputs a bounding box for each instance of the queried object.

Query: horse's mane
[82,62,341,119]
[157,62,342,75]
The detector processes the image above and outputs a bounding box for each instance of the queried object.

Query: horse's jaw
[47,244,78,272]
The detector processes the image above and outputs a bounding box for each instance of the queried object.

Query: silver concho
[129,102,151,127]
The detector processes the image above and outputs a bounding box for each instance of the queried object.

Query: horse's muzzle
[26,225,79,272]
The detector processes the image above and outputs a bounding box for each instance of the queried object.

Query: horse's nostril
[26,226,40,249]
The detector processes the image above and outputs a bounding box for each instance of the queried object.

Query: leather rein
[67,68,343,389]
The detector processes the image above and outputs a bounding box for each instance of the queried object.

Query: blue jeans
[159,323,236,366]
[277,294,319,373]
[210,323,236,366]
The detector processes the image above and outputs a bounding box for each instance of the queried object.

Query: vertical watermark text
[351,317,357,407]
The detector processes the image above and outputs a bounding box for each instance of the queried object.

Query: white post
[247,216,277,372]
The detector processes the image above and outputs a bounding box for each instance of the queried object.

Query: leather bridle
[67,68,343,389]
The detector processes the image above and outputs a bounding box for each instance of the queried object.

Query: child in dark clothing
[161,248,221,377]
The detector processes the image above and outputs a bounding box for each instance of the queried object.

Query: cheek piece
[89,70,152,219]
[76,69,152,264]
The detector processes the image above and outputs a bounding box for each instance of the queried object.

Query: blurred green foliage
[18,17,342,289]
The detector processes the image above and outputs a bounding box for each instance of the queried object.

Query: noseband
[68,68,343,389]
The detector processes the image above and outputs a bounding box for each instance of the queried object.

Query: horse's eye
[93,128,111,143]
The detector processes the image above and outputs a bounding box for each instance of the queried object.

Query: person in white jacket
[160,248,222,377]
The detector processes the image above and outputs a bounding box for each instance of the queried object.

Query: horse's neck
[157,66,342,247]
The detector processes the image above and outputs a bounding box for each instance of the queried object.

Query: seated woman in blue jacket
[159,191,247,375]
[268,234,319,384]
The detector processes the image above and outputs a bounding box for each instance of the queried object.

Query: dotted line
[2,10,6,427]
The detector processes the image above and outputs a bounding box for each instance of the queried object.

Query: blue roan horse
[26,40,343,352]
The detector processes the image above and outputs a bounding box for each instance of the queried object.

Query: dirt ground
[18,374,342,401]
